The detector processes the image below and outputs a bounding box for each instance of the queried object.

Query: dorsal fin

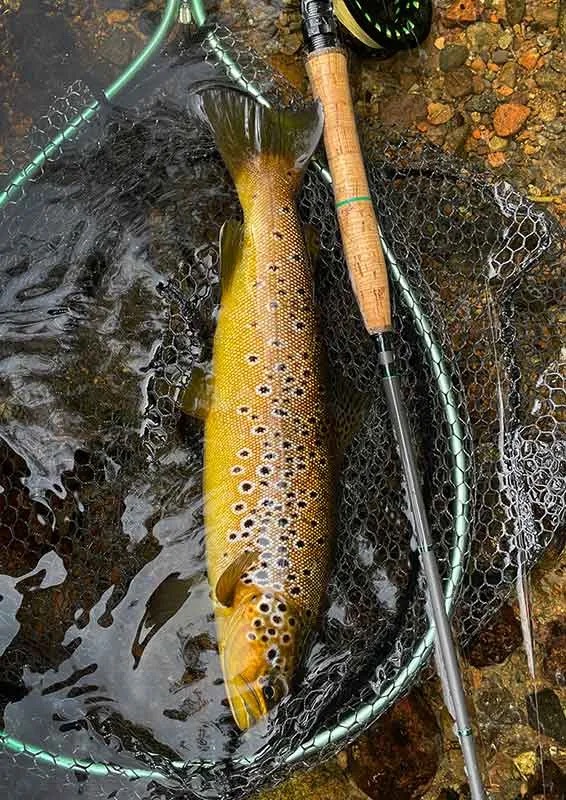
[215,549,258,607]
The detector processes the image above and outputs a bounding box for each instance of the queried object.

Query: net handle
[306,48,392,334]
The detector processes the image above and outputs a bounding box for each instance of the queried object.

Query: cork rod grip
[306,48,392,333]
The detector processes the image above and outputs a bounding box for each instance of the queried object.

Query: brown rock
[542,620,566,686]
[498,61,517,88]
[380,94,428,129]
[493,103,530,136]
[526,759,566,799]
[532,91,559,123]
[505,0,525,24]
[464,604,522,666]
[105,9,129,25]
[445,0,480,24]
[444,67,474,98]
[427,102,454,125]
[487,151,507,168]
[486,753,524,799]
[472,75,487,93]
[344,692,441,800]
[518,49,540,70]
[470,57,486,71]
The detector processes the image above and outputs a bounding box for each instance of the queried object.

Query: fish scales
[191,87,334,729]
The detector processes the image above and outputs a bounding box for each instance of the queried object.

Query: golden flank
[187,85,336,730]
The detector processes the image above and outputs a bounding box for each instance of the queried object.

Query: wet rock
[380,94,428,128]
[505,0,525,23]
[532,91,560,123]
[444,67,474,98]
[498,61,517,88]
[444,123,470,153]
[486,752,524,799]
[519,49,540,70]
[427,102,454,124]
[529,759,566,799]
[464,604,522,666]
[99,29,135,66]
[526,688,566,745]
[445,0,480,24]
[439,44,470,71]
[542,620,566,686]
[344,692,441,800]
[465,91,498,113]
[488,135,509,152]
[532,3,559,28]
[516,754,566,799]
[476,684,524,733]
[465,22,501,51]
[493,103,530,136]
[535,67,566,92]
[492,49,510,64]
[105,9,129,24]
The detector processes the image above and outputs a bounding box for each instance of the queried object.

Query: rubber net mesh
[0,24,563,800]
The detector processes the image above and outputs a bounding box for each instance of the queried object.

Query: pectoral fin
[215,549,258,607]
[179,365,212,420]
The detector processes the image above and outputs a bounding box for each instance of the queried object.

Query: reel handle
[306,47,392,334]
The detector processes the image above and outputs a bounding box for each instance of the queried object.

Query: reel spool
[334,0,433,53]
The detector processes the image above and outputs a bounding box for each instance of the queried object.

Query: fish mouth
[227,673,268,731]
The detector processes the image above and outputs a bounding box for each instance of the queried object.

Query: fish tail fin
[191,85,323,193]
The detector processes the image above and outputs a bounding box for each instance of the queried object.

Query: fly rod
[299,2,487,797]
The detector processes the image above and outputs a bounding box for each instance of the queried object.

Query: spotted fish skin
[192,88,334,730]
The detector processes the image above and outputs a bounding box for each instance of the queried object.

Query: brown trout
[189,86,335,730]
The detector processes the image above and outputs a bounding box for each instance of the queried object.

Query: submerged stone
[542,620,566,686]
[344,691,441,799]
[464,603,522,666]
[526,689,566,745]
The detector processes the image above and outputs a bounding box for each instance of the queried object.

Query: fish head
[222,591,303,730]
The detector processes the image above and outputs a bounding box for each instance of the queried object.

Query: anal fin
[215,549,258,607]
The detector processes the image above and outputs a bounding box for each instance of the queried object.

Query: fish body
[191,87,334,729]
